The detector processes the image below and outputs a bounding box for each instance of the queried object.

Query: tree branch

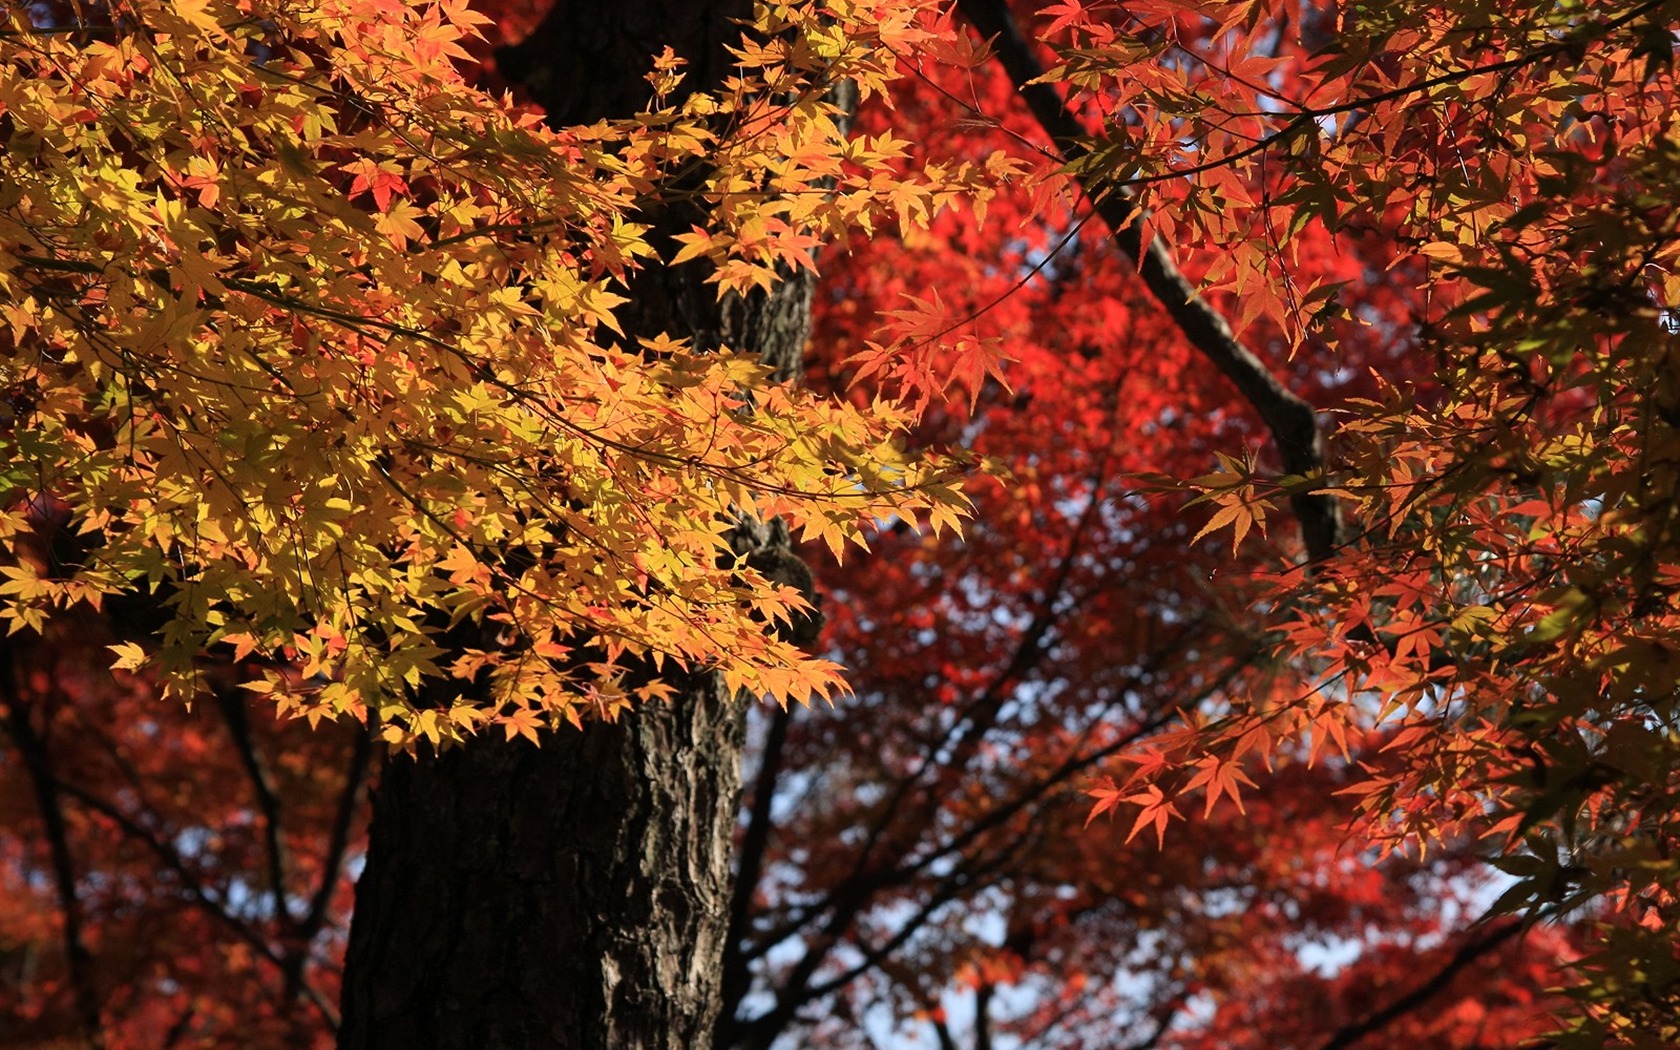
[299,722,373,944]
[1318,917,1525,1050]
[215,688,293,932]
[0,639,106,1050]
[47,770,341,1027]
[955,0,1342,561]
[733,649,1242,1048]
[716,703,793,1046]
[744,479,1108,966]
[974,980,994,1050]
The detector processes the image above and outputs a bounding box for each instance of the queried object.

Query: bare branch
[215,687,293,931]
[300,722,373,943]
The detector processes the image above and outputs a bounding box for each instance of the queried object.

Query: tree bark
[337,3,818,1047]
[337,672,746,1050]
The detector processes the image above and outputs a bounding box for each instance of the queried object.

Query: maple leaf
[1120,785,1183,848]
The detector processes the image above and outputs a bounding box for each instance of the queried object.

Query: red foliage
[10,0,1662,1046]
[1,617,365,1048]
[715,3,1582,1044]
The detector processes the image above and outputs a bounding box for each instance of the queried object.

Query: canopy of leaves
[0,0,978,744]
[1039,0,1680,1042]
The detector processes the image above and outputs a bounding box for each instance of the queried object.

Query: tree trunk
[337,3,817,1047]
[337,673,746,1050]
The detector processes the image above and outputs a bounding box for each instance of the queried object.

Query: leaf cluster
[0,0,1001,743]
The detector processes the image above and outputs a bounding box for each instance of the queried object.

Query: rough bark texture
[337,672,747,1050]
[337,3,818,1047]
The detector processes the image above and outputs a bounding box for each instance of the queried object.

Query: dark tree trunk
[337,673,746,1050]
[337,3,818,1047]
